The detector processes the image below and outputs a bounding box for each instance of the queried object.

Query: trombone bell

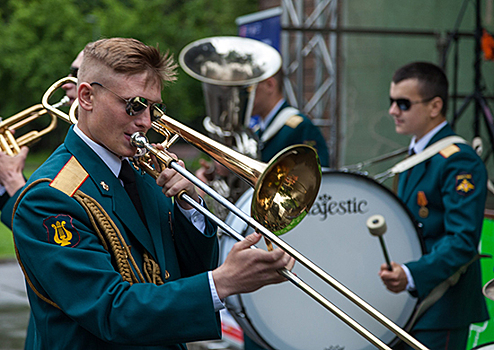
[254,145,321,235]
[151,114,321,235]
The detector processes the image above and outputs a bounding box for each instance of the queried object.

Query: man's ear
[429,96,443,118]
[264,76,277,92]
[78,82,93,111]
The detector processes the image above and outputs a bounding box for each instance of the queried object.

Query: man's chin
[123,148,139,158]
[395,126,408,135]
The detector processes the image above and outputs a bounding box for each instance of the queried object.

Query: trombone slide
[131,132,429,350]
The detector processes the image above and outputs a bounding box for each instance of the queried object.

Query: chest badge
[100,181,109,191]
[417,191,429,218]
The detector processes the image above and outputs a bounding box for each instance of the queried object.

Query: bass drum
[219,171,424,350]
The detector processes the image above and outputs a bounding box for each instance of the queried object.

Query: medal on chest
[417,191,429,218]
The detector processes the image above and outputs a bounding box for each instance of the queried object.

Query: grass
[0,152,50,259]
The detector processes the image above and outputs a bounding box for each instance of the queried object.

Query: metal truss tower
[280,0,340,168]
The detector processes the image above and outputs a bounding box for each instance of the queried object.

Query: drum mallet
[366,215,392,271]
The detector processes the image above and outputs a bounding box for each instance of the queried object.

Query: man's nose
[135,109,153,129]
[61,82,76,91]
[389,101,400,115]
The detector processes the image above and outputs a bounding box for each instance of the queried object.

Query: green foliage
[0,0,258,152]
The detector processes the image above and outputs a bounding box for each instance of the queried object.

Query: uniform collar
[409,120,448,155]
[73,124,123,178]
[259,98,285,131]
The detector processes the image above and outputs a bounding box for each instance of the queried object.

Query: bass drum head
[219,171,424,350]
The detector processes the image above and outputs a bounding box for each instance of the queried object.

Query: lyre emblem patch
[52,221,72,246]
[43,214,80,248]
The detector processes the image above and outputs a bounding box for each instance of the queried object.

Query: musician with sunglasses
[379,61,488,349]
[6,37,294,350]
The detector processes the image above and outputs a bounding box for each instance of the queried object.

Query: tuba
[179,36,282,217]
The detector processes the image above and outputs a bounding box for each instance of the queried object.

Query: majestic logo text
[309,194,369,220]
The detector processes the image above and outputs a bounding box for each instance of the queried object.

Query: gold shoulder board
[50,156,89,197]
[285,115,303,129]
[439,144,460,158]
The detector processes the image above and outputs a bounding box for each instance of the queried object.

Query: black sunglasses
[90,82,166,120]
[389,96,435,111]
[69,66,79,78]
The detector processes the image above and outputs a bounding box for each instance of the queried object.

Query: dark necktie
[119,160,147,226]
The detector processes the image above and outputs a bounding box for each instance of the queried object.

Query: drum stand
[442,0,494,162]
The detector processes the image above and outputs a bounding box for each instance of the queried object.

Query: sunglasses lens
[397,99,411,111]
[70,67,79,78]
[127,97,148,116]
[151,103,166,120]
[390,98,411,111]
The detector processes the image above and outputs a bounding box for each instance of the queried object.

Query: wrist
[3,175,26,196]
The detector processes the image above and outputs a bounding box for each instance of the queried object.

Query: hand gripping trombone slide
[127,110,430,350]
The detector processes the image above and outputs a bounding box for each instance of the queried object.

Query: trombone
[63,100,428,349]
[129,114,429,350]
[0,77,77,156]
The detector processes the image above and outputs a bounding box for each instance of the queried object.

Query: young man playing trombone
[6,37,294,350]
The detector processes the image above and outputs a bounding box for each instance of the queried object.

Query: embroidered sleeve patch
[439,144,460,158]
[456,173,475,195]
[43,214,81,247]
[285,115,303,129]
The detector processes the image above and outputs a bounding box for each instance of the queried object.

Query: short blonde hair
[79,37,177,88]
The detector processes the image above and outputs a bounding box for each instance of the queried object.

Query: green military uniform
[256,101,330,167]
[398,123,489,347]
[3,126,221,349]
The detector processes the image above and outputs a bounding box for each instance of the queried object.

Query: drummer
[379,61,488,349]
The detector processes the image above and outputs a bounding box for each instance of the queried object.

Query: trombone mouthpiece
[130,132,148,148]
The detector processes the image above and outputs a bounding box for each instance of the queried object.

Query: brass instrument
[42,77,78,125]
[0,77,77,156]
[179,36,282,218]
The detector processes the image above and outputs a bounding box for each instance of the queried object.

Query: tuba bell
[179,36,282,217]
